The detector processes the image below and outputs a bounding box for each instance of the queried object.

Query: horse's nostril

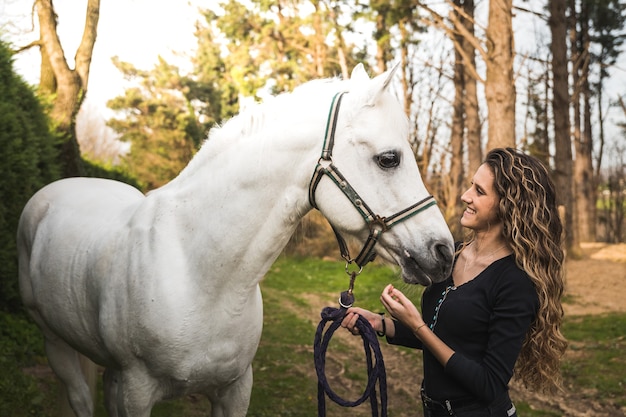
[435,242,450,259]
[435,242,454,269]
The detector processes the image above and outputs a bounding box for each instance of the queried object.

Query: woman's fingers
[380,285,423,330]
[340,311,361,335]
[381,285,404,313]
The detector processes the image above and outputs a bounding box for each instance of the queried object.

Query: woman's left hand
[380,284,425,332]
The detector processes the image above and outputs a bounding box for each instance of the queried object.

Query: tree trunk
[447,29,466,239]
[579,78,596,241]
[569,0,584,245]
[578,4,596,241]
[461,0,482,175]
[550,0,581,257]
[399,21,412,117]
[485,0,515,150]
[39,37,56,94]
[36,0,100,177]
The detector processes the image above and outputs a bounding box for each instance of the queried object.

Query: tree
[444,0,481,239]
[590,0,626,179]
[188,19,240,130]
[424,0,514,151]
[484,0,516,150]
[76,100,127,165]
[107,57,201,191]
[459,0,481,176]
[35,0,100,177]
[201,0,370,97]
[577,0,626,241]
[523,57,551,166]
[550,0,579,255]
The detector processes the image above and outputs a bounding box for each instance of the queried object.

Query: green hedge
[0,39,61,313]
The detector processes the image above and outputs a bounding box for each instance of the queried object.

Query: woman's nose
[461,189,471,203]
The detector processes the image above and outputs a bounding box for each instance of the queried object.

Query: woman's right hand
[341,307,391,337]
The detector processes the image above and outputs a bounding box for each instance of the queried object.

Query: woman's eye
[376,151,400,169]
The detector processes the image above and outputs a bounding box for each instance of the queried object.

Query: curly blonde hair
[467,148,568,392]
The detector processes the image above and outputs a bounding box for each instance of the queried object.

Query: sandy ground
[562,242,626,316]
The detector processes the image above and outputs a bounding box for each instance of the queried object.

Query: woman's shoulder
[489,256,538,301]
[492,255,526,278]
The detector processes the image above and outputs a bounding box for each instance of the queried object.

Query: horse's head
[310,64,454,286]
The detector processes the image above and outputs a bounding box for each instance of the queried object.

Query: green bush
[0,39,62,314]
[0,312,51,417]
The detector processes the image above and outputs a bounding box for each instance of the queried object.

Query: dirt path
[563,243,626,316]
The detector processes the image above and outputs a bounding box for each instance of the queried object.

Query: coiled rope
[313,289,387,417]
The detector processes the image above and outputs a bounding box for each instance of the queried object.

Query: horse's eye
[376,151,400,169]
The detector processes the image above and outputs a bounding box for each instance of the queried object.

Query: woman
[342,148,568,416]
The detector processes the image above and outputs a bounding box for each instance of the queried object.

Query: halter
[308,92,437,273]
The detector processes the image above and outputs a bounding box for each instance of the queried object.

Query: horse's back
[18,177,143,253]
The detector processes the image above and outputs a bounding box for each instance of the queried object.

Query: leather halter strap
[308,92,437,270]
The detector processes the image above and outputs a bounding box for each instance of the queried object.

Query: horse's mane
[175,77,347,180]
[209,77,343,144]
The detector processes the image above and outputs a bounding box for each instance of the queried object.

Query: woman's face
[460,163,501,232]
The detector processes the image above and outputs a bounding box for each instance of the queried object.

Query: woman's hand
[341,307,387,336]
[380,284,425,333]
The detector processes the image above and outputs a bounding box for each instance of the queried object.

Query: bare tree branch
[75,0,100,90]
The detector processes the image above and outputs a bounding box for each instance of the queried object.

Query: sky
[0,0,203,108]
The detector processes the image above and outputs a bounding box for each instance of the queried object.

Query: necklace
[430,284,456,330]
[430,244,507,331]
[463,244,506,274]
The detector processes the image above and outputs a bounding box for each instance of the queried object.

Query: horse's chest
[135,326,261,392]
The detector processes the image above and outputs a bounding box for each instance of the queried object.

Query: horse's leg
[44,337,94,417]
[114,367,161,417]
[208,364,253,417]
[103,368,120,417]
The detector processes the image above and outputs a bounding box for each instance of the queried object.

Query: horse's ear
[363,63,399,106]
[350,63,371,82]
[379,62,400,91]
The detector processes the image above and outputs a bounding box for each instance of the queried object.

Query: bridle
[311,92,437,416]
[308,91,437,276]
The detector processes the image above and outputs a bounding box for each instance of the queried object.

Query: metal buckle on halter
[370,215,389,233]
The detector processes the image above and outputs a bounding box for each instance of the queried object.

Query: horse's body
[17,64,454,417]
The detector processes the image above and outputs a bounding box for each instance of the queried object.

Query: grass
[3,256,625,416]
[560,314,626,407]
[248,256,419,416]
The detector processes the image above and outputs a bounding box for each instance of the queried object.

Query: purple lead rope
[313,290,388,417]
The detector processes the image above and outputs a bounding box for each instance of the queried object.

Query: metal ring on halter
[338,296,354,309]
[345,261,363,277]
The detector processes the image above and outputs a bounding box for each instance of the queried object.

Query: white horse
[17,64,454,417]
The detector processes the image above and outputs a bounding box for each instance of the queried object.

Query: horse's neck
[144,127,319,288]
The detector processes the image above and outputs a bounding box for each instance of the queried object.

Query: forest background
[0,0,625,414]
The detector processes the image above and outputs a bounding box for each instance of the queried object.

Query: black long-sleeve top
[387,254,539,404]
